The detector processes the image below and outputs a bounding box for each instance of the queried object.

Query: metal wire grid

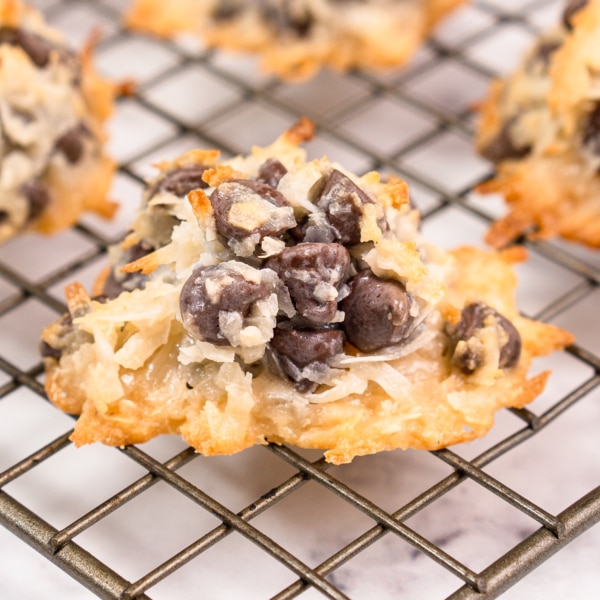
[1,0,599,598]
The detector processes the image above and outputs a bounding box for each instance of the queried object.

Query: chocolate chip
[266,242,350,325]
[55,124,88,164]
[39,340,62,360]
[528,40,561,70]
[316,169,382,245]
[300,221,337,243]
[210,179,295,241]
[213,0,243,20]
[270,327,344,388]
[0,26,53,67]
[150,165,209,199]
[582,103,600,156]
[21,180,49,222]
[563,0,588,29]
[271,327,344,369]
[261,4,314,37]
[0,210,9,224]
[341,271,416,352]
[102,275,128,300]
[257,158,288,188]
[102,240,154,298]
[180,264,270,345]
[39,314,73,361]
[479,120,531,163]
[446,302,521,374]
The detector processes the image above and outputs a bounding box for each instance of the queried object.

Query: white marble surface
[1,0,599,598]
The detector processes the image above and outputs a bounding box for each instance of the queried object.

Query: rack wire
[1,0,599,598]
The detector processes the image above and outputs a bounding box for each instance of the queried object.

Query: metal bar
[0,431,72,487]
[0,355,48,398]
[49,447,198,552]
[121,456,324,599]
[446,485,600,599]
[537,375,600,428]
[0,491,152,600]
[271,381,599,599]
[121,445,350,600]
[269,444,485,592]
[433,449,565,537]
[0,263,66,313]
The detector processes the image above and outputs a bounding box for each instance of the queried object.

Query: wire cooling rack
[1,0,600,598]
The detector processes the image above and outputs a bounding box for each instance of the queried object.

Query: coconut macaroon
[41,119,573,464]
[0,0,117,243]
[475,0,600,248]
[125,0,467,81]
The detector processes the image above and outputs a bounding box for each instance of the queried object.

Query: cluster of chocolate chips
[169,159,417,389]
[479,0,597,165]
[0,25,86,226]
[212,0,316,38]
[100,157,522,390]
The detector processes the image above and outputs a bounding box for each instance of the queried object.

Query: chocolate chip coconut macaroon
[41,119,573,464]
[475,0,600,248]
[0,0,117,243]
[125,0,467,81]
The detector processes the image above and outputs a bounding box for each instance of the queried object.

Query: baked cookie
[475,0,600,248]
[125,0,467,81]
[41,119,572,464]
[0,0,117,244]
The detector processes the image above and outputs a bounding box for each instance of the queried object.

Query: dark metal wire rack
[1,0,599,598]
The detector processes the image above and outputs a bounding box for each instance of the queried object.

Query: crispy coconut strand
[475,0,600,248]
[0,0,117,243]
[125,0,467,81]
[42,120,573,464]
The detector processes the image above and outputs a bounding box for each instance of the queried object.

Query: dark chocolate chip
[316,169,383,245]
[180,264,270,345]
[213,0,243,20]
[563,0,588,29]
[150,165,209,199]
[210,179,294,241]
[257,158,288,188]
[341,271,416,352]
[21,180,49,222]
[0,26,53,67]
[266,242,350,325]
[270,326,343,389]
[260,3,315,37]
[54,124,88,164]
[0,210,9,224]
[102,240,154,298]
[39,313,74,361]
[528,39,561,70]
[446,302,521,374]
[39,340,62,360]
[270,327,344,369]
[101,275,127,300]
[479,121,531,163]
[582,102,600,156]
[301,221,337,243]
